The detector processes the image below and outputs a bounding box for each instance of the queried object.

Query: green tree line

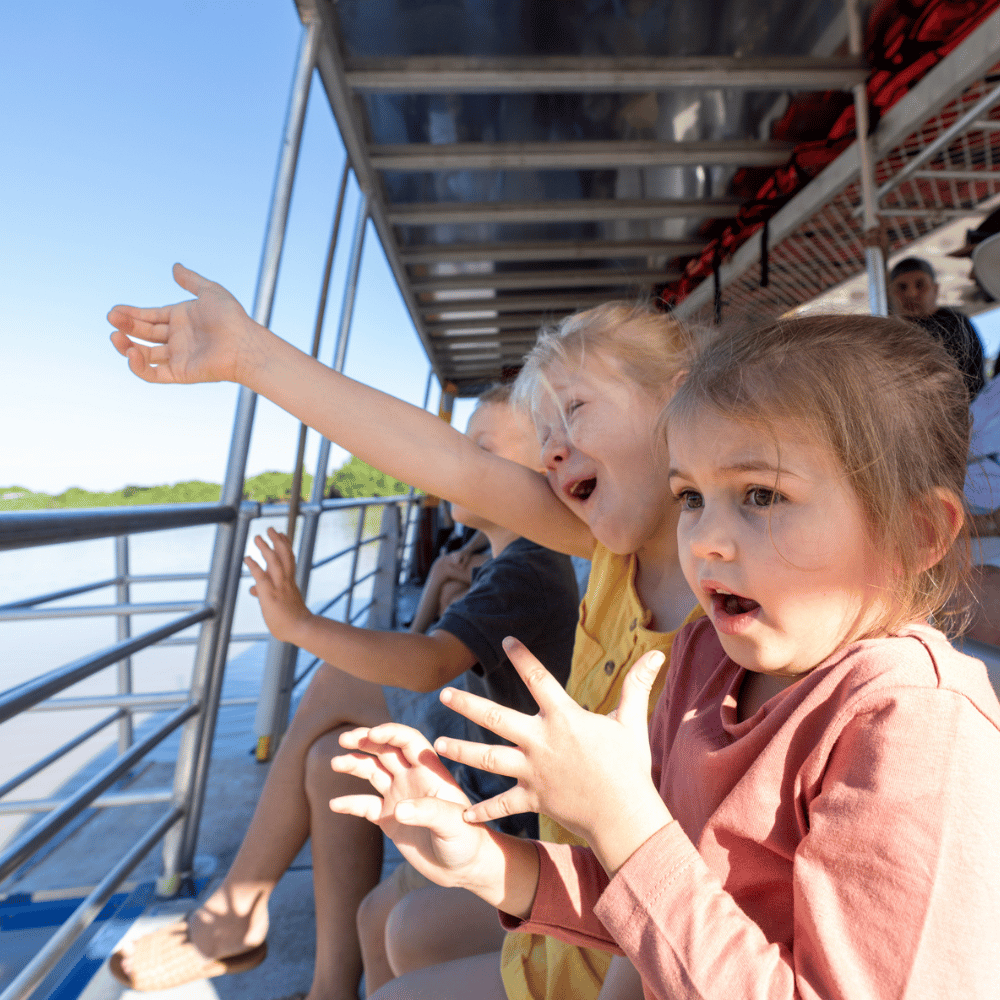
[0,457,413,511]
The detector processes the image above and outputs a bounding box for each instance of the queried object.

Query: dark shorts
[381,674,537,839]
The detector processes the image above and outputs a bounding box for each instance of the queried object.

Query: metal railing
[0,492,406,1000]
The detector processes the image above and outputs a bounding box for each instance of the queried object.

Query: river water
[0,509,381,850]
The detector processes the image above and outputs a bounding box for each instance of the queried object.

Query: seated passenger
[966,375,1000,646]
[408,528,489,635]
[109,383,580,999]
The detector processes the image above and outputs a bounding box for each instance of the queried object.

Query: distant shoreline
[0,459,413,512]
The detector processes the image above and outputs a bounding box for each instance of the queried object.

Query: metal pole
[846,0,887,316]
[254,190,370,760]
[159,503,259,893]
[158,19,319,893]
[401,367,434,580]
[114,535,133,753]
[288,161,352,542]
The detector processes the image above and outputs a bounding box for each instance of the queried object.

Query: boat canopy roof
[295,0,1000,394]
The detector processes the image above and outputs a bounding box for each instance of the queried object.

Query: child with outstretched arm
[332,315,1000,1000]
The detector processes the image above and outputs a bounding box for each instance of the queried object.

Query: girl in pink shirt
[333,314,1000,999]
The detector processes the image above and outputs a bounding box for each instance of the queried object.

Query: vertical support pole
[158,18,319,893]
[288,161,352,542]
[847,0,887,317]
[255,190,370,760]
[114,535,133,755]
[344,503,369,624]
[401,367,435,581]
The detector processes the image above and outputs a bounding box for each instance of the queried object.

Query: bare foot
[185,885,271,959]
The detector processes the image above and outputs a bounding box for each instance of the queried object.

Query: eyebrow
[668,460,801,479]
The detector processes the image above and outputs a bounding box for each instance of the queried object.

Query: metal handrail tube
[310,530,386,570]
[0,806,184,1000]
[115,535,134,752]
[0,502,235,552]
[0,702,197,882]
[26,692,190,712]
[159,631,269,646]
[318,494,410,511]
[0,788,174,815]
[0,600,205,622]
[0,577,119,612]
[0,712,122,800]
[314,582,354,617]
[0,608,212,725]
[127,571,210,583]
[349,598,376,625]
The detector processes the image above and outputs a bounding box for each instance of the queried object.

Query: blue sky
[4,2,999,494]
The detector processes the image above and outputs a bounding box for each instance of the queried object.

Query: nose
[540,428,571,470]
[684,501,736,562]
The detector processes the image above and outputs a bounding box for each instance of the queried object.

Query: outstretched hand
[244,528,312,645]
[108,263,257,385]
[436,638,674,874]
[331,724,489,891]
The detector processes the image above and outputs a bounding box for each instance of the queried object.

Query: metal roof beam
[418,293,615,315]
[401,238,706,265]
[371,140,793,172]
[426,313,558,333]
[432,333,539,346]
[345,55,867,93]
[388,198,743,225]
[411,269,679,292]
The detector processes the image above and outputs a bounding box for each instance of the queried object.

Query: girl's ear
[912,487,965,573]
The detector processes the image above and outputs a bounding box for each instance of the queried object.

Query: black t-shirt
[435,536,579,741]
[912,307,986,400]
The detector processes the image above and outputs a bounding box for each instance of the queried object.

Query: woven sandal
[108,919,267,991]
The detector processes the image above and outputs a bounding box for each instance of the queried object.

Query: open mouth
[569,477,596,501]
[712,589,761,617]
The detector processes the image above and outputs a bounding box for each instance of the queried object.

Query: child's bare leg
[357,863,415,995]
[306,728,386,1000]
[182,664,389,964]
[385,885,505,978]
[597,955,644,1000]
[369,951,505,1000]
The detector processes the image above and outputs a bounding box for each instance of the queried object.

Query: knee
[303,729,345,804]
[384,890,427,976]
[356,878,396,958]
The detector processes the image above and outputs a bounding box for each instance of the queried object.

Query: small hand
[332,724,489,890]
[108,263,254,385]
[435,637,673,874]
[244,528,312,645]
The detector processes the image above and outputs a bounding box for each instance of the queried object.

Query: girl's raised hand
[244,528,312,645]
[436,638,674,875]
[108,263,257,385]
[331,724,491,891]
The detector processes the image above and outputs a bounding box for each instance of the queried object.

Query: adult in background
[888,256,986,399]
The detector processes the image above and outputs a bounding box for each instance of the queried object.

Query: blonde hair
[512,300,699,418]
[668,314,972,636]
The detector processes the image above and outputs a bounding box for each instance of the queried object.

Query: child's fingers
[433,735,525,781]
[391,795,469,833]
[614,650,666,733]
[364,723,439,765]
[462,787,536,826]
[330,750,394,795]
[267,528,297,576]
[501,636,574,714]
[438,686,532,746]
[107,306,173,339]
[124,343,173,384]
[337,726,376,751]
[172,262,214,296]
[244,556,266,590]
[329,793,387,824]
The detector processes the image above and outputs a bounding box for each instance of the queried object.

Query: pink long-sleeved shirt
[501,619,1000,999]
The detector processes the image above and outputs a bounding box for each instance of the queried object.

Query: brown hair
[668,313,972,635]
[512,300,701,418]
